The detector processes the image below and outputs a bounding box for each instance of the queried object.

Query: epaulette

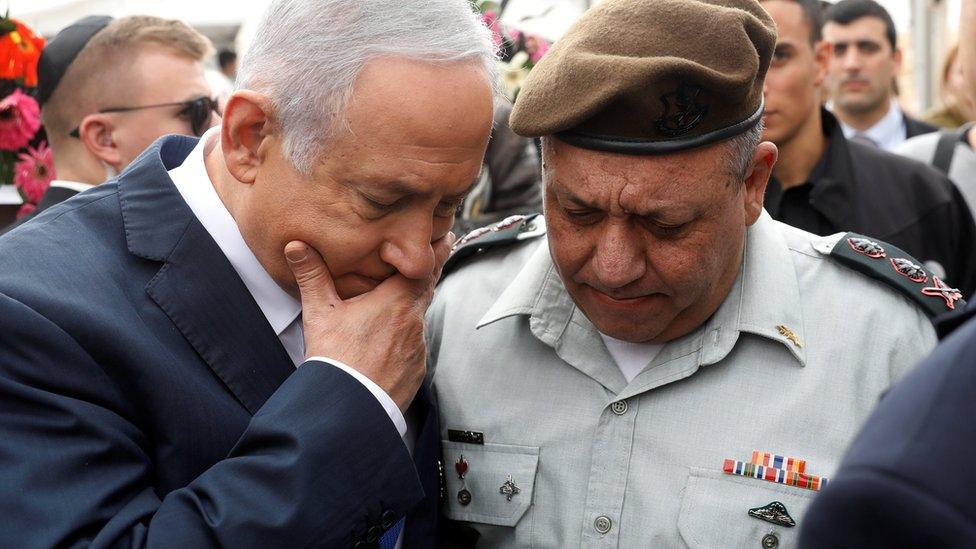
[441,214,546,277]
[819,232,966,318]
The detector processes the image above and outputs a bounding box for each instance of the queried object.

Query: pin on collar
[776,325,802,349]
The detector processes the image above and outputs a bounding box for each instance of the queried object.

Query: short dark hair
[218,49,236,69]
[761,0,823,44]
[824,0,897,51]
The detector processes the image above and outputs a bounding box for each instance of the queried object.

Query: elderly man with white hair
[0,0,496,547]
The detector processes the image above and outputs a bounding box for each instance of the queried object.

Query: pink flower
[14,141,54,204]
[15,202,35,219]
[0,89,40,151]
[481,10,504,48]
[525,35,551,64]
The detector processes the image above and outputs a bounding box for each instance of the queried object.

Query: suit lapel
[122,136,295,415]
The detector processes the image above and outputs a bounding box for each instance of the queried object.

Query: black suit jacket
[0,135,439,548]
[904,113,939,139]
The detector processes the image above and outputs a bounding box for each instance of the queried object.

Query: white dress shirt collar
[49,180,95,194]
[838,99,907,151]
[167,128,301,337]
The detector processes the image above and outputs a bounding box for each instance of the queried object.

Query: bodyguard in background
[822,0,937,150]
[5,15,217,231]
[761,0,976,297]
[0,0,497,546]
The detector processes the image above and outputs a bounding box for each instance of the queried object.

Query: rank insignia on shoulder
[441,214,546,278]
[824,232,966,318]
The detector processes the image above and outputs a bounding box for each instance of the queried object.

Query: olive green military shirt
[427,212,936,548]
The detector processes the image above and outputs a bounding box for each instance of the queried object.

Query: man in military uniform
[428,0,954,546]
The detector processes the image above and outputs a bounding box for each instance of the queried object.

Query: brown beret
[509,0,777,154]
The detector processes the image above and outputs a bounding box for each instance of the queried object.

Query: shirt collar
[838,99,906,150]
[168,127,301,336]
[477,211,807,367]
[49,180,95,193]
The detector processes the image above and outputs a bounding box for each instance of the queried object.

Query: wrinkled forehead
[542,137,733,206]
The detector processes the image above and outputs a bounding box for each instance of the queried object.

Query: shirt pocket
[442,440,539,527]
[678,467,817,549]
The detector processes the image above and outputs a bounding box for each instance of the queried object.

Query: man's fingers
[431,231,455,281]
[284,241,340,306]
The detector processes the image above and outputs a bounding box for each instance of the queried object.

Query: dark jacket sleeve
[0,292,421,548]
[798,316,976,548]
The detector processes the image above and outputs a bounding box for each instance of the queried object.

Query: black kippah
[37,15,113,107]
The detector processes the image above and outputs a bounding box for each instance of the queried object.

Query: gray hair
[724,120,765,185]
[238,0,500,174]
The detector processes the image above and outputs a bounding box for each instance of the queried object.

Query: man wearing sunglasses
[9,15,215,228]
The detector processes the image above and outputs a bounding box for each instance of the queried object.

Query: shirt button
[610,400,628,415]
[594,515,613,534]
[761,533,779,549]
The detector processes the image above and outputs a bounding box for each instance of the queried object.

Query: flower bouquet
[474,1,552,100]
[0,13,50,218]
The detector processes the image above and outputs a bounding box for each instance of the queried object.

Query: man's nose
[380,218,436,281]
[592,220,646,290]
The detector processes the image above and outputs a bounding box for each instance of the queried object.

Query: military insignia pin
[890,258,928,283]
[922,277,963,310]
[499,475,520,502]
[847,237,886,259]
[455,455,472,506]
[776,325,802,349]
[748,501,796,527]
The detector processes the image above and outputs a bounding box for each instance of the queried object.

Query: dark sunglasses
[69,96,221,138]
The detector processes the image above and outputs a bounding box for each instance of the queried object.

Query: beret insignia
[655,84,708,137]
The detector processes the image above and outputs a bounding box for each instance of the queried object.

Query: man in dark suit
[822,0,937,151]
[761,0,976,297]
[4,15,217,232]
[0,0,497,546]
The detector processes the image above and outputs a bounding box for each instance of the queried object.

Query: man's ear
[742,140,778,226]
[220,90,274,185]
[814,40,831,87]
[892,46,903,72]
[77,114,122,169]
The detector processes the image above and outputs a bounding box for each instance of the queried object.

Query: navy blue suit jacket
[798,311,976,547]
[0,136,440,548]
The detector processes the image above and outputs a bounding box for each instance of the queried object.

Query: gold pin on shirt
[776,325,802,348]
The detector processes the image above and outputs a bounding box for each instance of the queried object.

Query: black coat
[766,110,976,297]
[904,114,939,139]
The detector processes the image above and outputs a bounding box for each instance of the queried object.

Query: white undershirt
[599,333,664,383]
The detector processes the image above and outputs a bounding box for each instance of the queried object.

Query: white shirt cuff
[305,356,408,440]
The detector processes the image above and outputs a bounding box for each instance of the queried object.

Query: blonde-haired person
[923,43,975,129]
[11,15,216,229]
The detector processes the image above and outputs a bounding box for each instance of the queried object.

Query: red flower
[14,141,54,203]
[525,35,551,65]
[0,19,45,87]
[0,89,40,151]
[15,202,35,219]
